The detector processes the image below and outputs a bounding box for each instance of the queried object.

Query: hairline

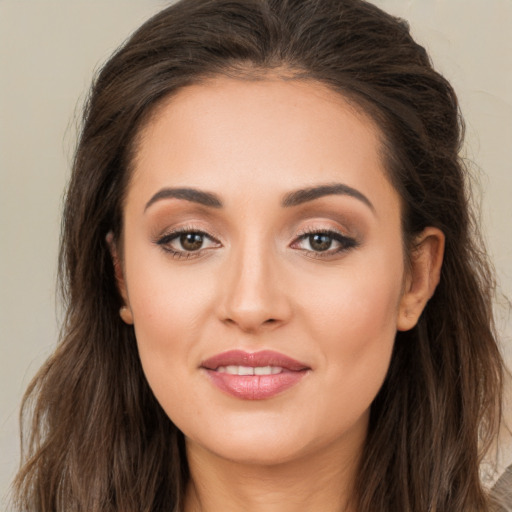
[122,66,408,238]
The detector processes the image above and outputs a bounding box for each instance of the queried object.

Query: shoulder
[491,464,512,512]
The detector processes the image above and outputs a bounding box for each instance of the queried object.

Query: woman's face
[118,77,409,466]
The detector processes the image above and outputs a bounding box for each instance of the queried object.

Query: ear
[397,227,445,332]
[106,232,134,325]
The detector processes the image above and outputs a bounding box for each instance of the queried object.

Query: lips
[201,350,310,400]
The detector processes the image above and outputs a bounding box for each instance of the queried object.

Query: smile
[201,350,310,400]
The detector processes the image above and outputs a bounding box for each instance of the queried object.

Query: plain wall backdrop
[1,0,511,507]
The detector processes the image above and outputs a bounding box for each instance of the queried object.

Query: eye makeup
[147,194,366,262]
[291,227,359,259]
[152,223,360,262]
[155,226,221,259]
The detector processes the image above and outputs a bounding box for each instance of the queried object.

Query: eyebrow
[144,182,374,213]
[144,187,223,211]
[282,183,375,212]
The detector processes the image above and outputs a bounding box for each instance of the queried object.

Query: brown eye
[156,229,220,257]
[309,234,333,252]
[292,229,358,257]
[180,233,204,251]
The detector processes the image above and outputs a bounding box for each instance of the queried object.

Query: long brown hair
[13,0,507,510]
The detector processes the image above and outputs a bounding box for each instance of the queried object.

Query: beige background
[1,0,511,507]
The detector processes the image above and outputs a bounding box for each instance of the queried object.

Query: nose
[216,240,292,334]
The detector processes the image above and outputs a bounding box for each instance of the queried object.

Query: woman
[13,0,510,510]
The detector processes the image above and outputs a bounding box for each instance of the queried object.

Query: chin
[181,408,310,464]
[182,406,367,469]
[189,432,313,467]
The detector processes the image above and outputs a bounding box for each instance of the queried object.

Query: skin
[112,77,444,512]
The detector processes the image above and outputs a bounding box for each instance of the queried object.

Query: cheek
[300,246,404,346]
[126,239,216,329]
[307,283,399,383]
[122,247,217,396]
[296,249,404,411]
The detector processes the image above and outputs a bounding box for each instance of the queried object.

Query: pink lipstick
[201,350,310,400]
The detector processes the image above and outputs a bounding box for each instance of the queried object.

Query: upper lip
[201,350,310,371]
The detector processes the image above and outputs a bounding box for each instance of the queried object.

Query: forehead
[128,77,397,217]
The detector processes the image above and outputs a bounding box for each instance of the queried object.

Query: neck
[184,432,364,512]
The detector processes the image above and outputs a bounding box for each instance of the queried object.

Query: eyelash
[155,226,359,260]
[155,226,220,259]
[292,228,359,258]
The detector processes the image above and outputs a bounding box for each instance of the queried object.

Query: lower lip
[204,369,308,400]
